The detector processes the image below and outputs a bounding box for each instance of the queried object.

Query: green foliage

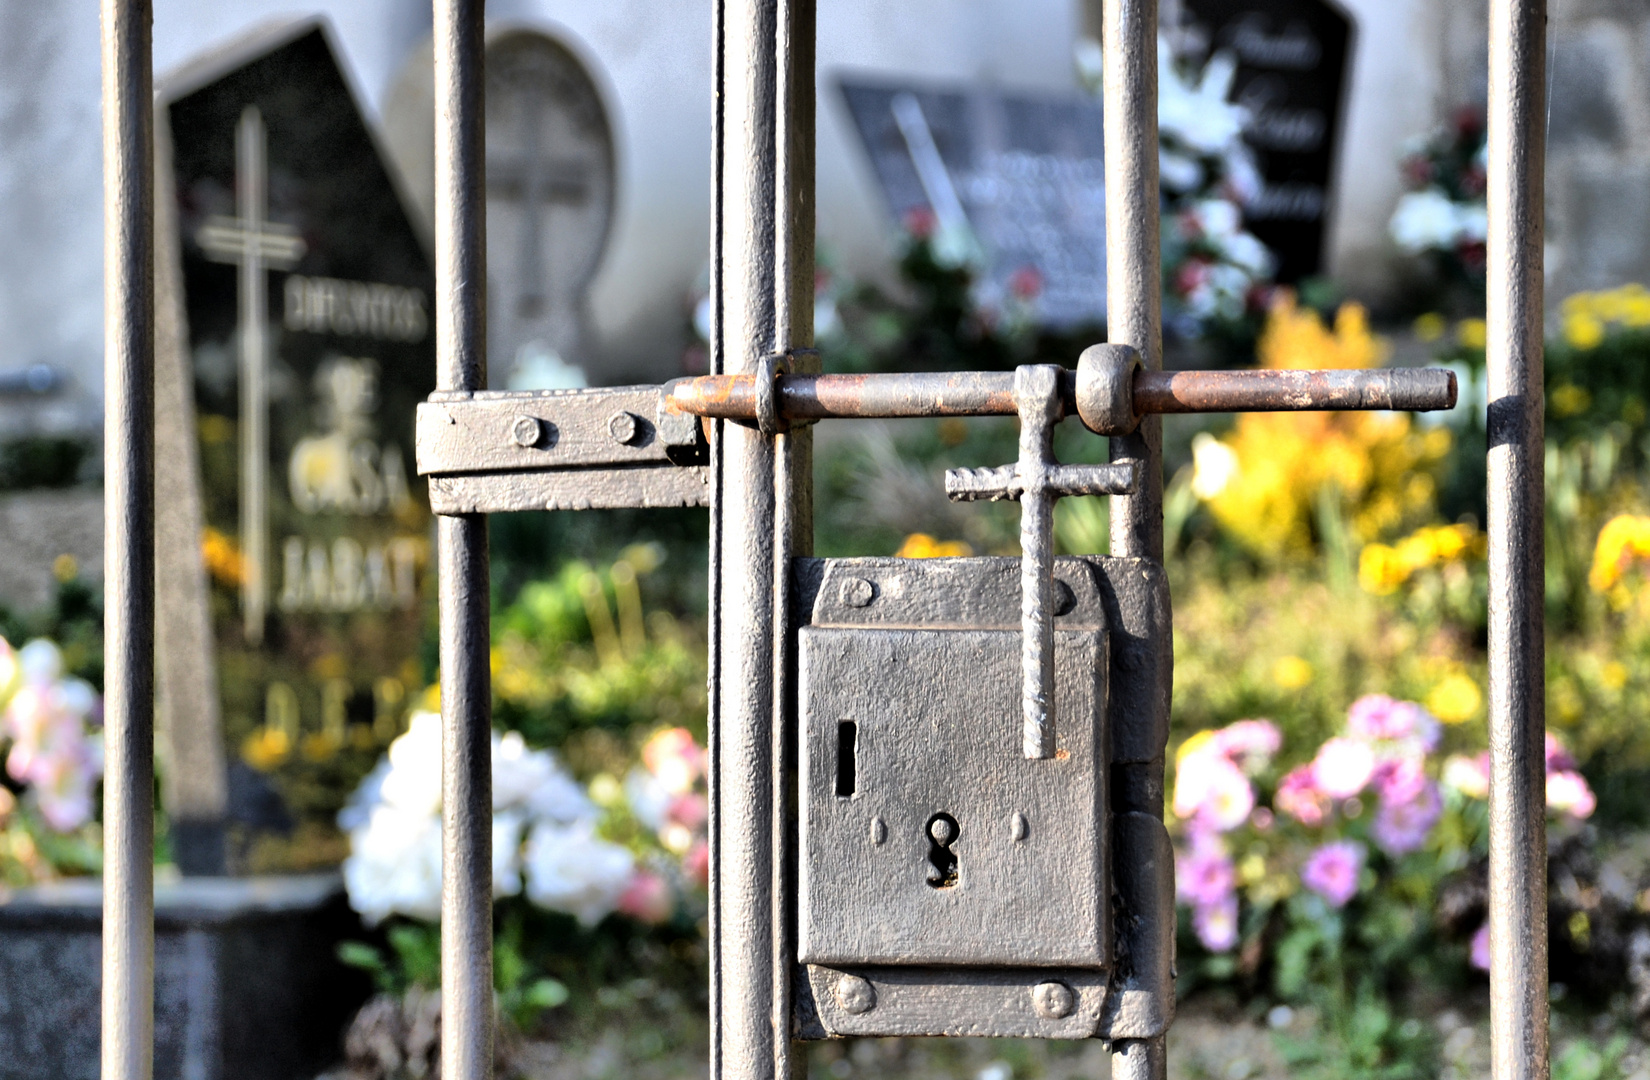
[0,436,91,491]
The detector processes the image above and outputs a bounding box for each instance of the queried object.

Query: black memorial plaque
[1180,0,1353,282]
[839,78,1107,330]
[163,24,434,865]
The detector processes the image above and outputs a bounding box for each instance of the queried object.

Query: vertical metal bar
[1486,1,1548,1078]
[101,1,155,1078]
[705,0,726,1073]
[771,0,815,1070]
[434,3,493,1080]
[1103,0,1170,1075]
[711,0,792,1076]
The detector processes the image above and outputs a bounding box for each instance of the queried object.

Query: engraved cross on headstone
[196,105,305,645]
[487,92,590,323]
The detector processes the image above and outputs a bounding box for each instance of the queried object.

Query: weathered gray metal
[101,1,156,1078]
[798,556,1110,967]
[432,4,494,1080]
[1101,0,1171,1070]
[1486,1,1549,1078]
[943,366,1137,759]
[668,366,1457,427]
[414,385,709,512]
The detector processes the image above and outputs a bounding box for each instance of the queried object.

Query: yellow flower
[1602,662,1629,691]
[242,727,291,771]
[201,528,245,588]
[1590,514,1650,592]
[1427,673,1482,723]
[1413,312,1446,343]
[1565,313,1606,351]
[1457,319,1488,350]
[1359,543,1408,595]
[51,554,77,583]
[1550,384,1592,418]
[1272,655,1313,690]
[1239,853,1268,886]
[301,731,343,763]
[896,533,973,558]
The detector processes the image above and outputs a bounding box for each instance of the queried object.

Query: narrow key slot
[836,721,857,797]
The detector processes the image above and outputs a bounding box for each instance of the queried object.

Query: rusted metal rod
[668,367,1457,423]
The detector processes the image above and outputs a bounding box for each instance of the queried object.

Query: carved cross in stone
[487,89,590,324]
[196,105,305,645]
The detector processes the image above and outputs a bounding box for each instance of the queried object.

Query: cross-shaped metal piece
[944,364,1137,760]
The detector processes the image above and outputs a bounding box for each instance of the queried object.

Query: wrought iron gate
[98,1,1550,1078]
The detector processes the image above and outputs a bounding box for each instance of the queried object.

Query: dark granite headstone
[0,875,367,1080]
[154,20,435,873]
[839,78,1107,330]
[1179,0,1353,281]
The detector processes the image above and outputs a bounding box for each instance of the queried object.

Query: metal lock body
[793,554,1171,1039]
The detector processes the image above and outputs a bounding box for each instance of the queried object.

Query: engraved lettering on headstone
[195,106,306,645]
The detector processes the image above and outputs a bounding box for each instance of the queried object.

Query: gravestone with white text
[155,21,434,873]
[1178,0,1353,281]
[839,78,1108,330]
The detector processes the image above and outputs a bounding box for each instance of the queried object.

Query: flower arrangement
[339,719,707,930]
[1389,108,1488,306]
[1190,295,1452,560]
[1174,705,1594,993]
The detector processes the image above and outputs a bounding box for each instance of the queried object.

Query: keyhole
[926,813,959,889]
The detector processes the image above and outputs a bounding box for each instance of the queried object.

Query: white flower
[1313,737,1376,799]
[494,811,527,898]
[1390,188,1474,253]
[18,640,62,685]
[1191,433,1239,500]
[624,767,673,832]
[1455,202,1488,244]
[1160,150,1204,193]
[343,804,443,925]
[1222,231,1275,277]
[378,711,444,817]
[1158,39,1249,155]
[524,820,636,926]
[493,730,591,823]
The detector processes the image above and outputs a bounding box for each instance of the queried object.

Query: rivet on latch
[608,410,641,445]
[1010,812,1029,842]
[870,816,887,845]
[836,974,876,1015]
[1032,980,1074,1019]
[840,577,875,608]
[511,415,543,448]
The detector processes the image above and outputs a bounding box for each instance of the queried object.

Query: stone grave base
[0,873,369,1080]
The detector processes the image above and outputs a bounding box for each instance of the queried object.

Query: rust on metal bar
[1132,368,1457,414]
[668,367,1457,423]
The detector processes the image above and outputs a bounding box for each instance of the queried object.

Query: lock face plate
[797,557,1109,970]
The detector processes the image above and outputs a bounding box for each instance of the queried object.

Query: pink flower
[1274,765,1331,827]
[642,728,705,795]
[1470,923,1491,971]
[1370,782,1442,856]
[1371,757,1428,808]
[1211,719,1282,772]
[1346,695,1440,753]
[1008,265,1043,301]
[1442,753,1490,799]
[1176,832,1235,907]
[1546,771,1596,820]
[1193,896,1239,952]
[666,792,708,831]
[1313,737,1376,799]
[1301,841,1365,908]
[616,869,675,924]
[1545,733,1578,774]
[683,840,710,887]
[30,754,95,832]
[1173,751,1254,832]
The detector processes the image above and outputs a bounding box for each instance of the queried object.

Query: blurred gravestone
[155,20,434,873]
[839,79,1108,330]
[1178,0,1353,281]
[485,31,616,390]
